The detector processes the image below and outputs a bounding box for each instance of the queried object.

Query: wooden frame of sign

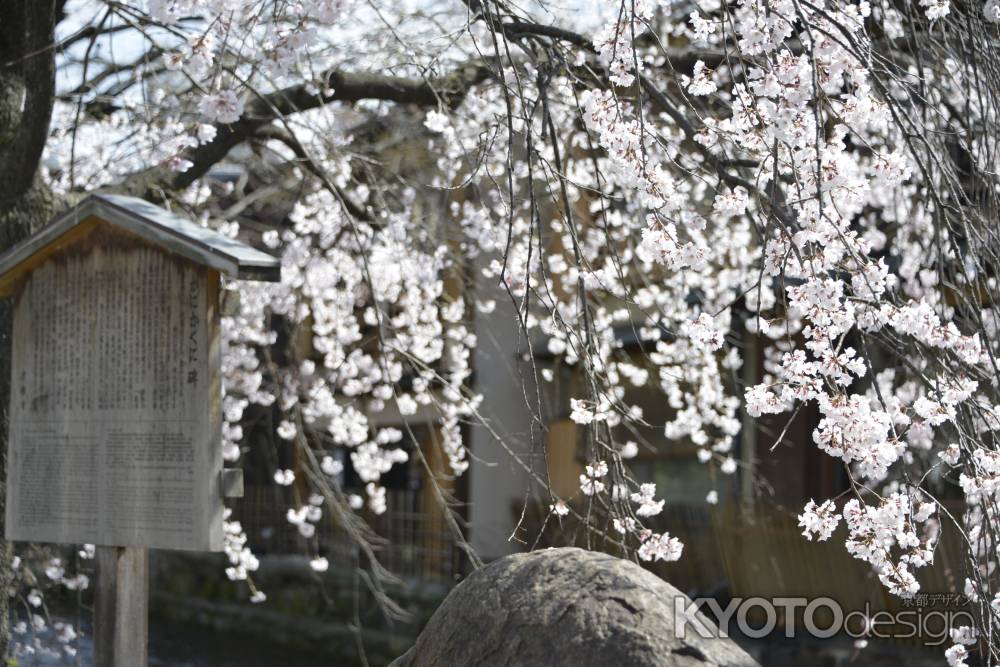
[0,194,278,552]
[0,194,279,665]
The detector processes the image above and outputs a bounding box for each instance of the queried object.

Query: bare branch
[125,60,492,199]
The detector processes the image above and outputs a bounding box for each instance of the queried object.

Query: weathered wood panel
[5,235,223,551]
[94,546,148,667]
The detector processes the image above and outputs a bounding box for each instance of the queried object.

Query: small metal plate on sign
[221,469,244,499]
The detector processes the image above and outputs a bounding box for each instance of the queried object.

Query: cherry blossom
[198,90,244,124]
[26,0,1000,659]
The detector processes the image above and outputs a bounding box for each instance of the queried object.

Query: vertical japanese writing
[187,272,200,386]
[5,240,216,550]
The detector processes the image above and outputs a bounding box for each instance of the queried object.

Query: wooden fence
[229,485,462,582]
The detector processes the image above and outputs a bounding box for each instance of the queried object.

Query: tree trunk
[0,0,63,656]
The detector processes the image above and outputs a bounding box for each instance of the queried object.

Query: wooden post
[94,546,148,667]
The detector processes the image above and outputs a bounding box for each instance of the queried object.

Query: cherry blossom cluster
[7,547,93,660]
[41,0,1000,660]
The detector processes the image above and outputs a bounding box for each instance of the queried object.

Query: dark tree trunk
[0,0,62,656]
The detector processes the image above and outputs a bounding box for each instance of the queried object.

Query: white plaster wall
[467,280,542,561]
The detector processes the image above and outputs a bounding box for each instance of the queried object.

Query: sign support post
[94,546,148,667]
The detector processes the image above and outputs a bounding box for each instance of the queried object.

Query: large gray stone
[391,547,760,667]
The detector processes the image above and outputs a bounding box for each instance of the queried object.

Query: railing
[229,485,462,583]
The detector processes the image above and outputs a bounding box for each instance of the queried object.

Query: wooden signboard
[0,194,280,665]
[0,194,280,552]
[8,237,220,550]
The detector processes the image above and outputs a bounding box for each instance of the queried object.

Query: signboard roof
[0,193,281,294]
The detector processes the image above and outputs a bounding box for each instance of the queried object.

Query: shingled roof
[0,193,281,295]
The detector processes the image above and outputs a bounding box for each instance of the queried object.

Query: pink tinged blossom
[424,110,448,133]
[581,477,604,499]
[944,644,968,667]
[148,0,187,23]
[986,0,1000,22]
[630,483,665,517]
[686,313,724,350]
[872,150,912,186]
[580,460,608,496]
[185,34,215,78]
[550,500,569,517]
[950,625,977,647]
[637,532,684,562]
[276,420,296,440]
[920,0,951,20]
[637,223,708,270]
[939,444,960,465]
[879,563,919,598]
[196,123,217,144]
[261,230,280,248]
[164,155,193,172]
[683,60,717,96]
[320,456,343,476]
[309,557,330,573]
[913,502,935,523]
[569,398,617,426]
[286,505,317,537]
[589,461,608,477]
[812,395,897,480]
[366,482,387,514]
[351,444,407,483]
[273,469,295,486]
[745,384,785,418]
[798,499,840,541]
[962,578,979,603]
[912,397,955,426]
[165,51,185,71]
[396,394,418,415]
[198,89,244,124]
[37,0,1000,630]
[688,12,716,41]
[223,513,259,583]
[593,10,650,89]
[614,517,637,534]
[712,186,749,217]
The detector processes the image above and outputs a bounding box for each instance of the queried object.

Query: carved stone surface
[392,547,760,667]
